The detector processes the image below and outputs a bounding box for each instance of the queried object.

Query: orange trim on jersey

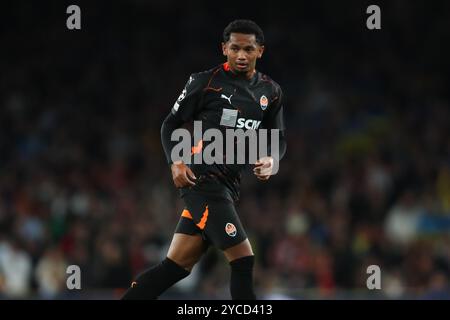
[181,209,193,220]
[204,67,223,92]
[196,206,209,230]
[223,62,230,71]
[191,139,203,155]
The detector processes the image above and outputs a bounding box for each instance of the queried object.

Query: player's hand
[253,156,274,181]
[171,161,197,188]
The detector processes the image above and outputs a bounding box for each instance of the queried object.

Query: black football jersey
[162,63,286,202]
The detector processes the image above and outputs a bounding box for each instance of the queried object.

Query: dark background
[0,0,449,299]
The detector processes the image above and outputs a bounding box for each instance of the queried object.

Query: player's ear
[221,42,227,56]
[258,45,265,59]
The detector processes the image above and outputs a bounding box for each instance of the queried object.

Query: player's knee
[229,255,255,271]
[224,239,253,262]
[167,234,206,271]
[167,254,199,272]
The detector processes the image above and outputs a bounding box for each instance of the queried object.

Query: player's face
[222,33,264,77]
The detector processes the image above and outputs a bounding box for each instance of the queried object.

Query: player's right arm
[160,74,205,188]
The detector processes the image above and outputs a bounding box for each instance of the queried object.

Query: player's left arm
[254,87,287,180]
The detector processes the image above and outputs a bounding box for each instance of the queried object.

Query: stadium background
[1,0,449,299]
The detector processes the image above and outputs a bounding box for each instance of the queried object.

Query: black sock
[121,257,190,300]
[229,255,256,300]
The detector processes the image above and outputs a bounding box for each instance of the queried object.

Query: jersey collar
[222,62,258,84]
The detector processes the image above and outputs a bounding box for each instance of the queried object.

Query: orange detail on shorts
[181,209,193,220]
[196,205,209,230]
[191,139,203,155]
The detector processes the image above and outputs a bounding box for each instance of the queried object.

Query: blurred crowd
[1,1,449,299]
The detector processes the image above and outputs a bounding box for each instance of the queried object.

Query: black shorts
[174,192,248,250]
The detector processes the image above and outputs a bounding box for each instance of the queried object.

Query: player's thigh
[167,233,206,271]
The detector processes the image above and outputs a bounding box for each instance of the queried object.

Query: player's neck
[230,68,256,80]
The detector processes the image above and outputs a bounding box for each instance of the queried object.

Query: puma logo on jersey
[221,94,233,104]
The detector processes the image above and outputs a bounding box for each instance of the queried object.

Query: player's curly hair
[223,19,265,45]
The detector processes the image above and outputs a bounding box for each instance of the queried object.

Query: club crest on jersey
[260,95,268,110]
[225,223,237,237]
